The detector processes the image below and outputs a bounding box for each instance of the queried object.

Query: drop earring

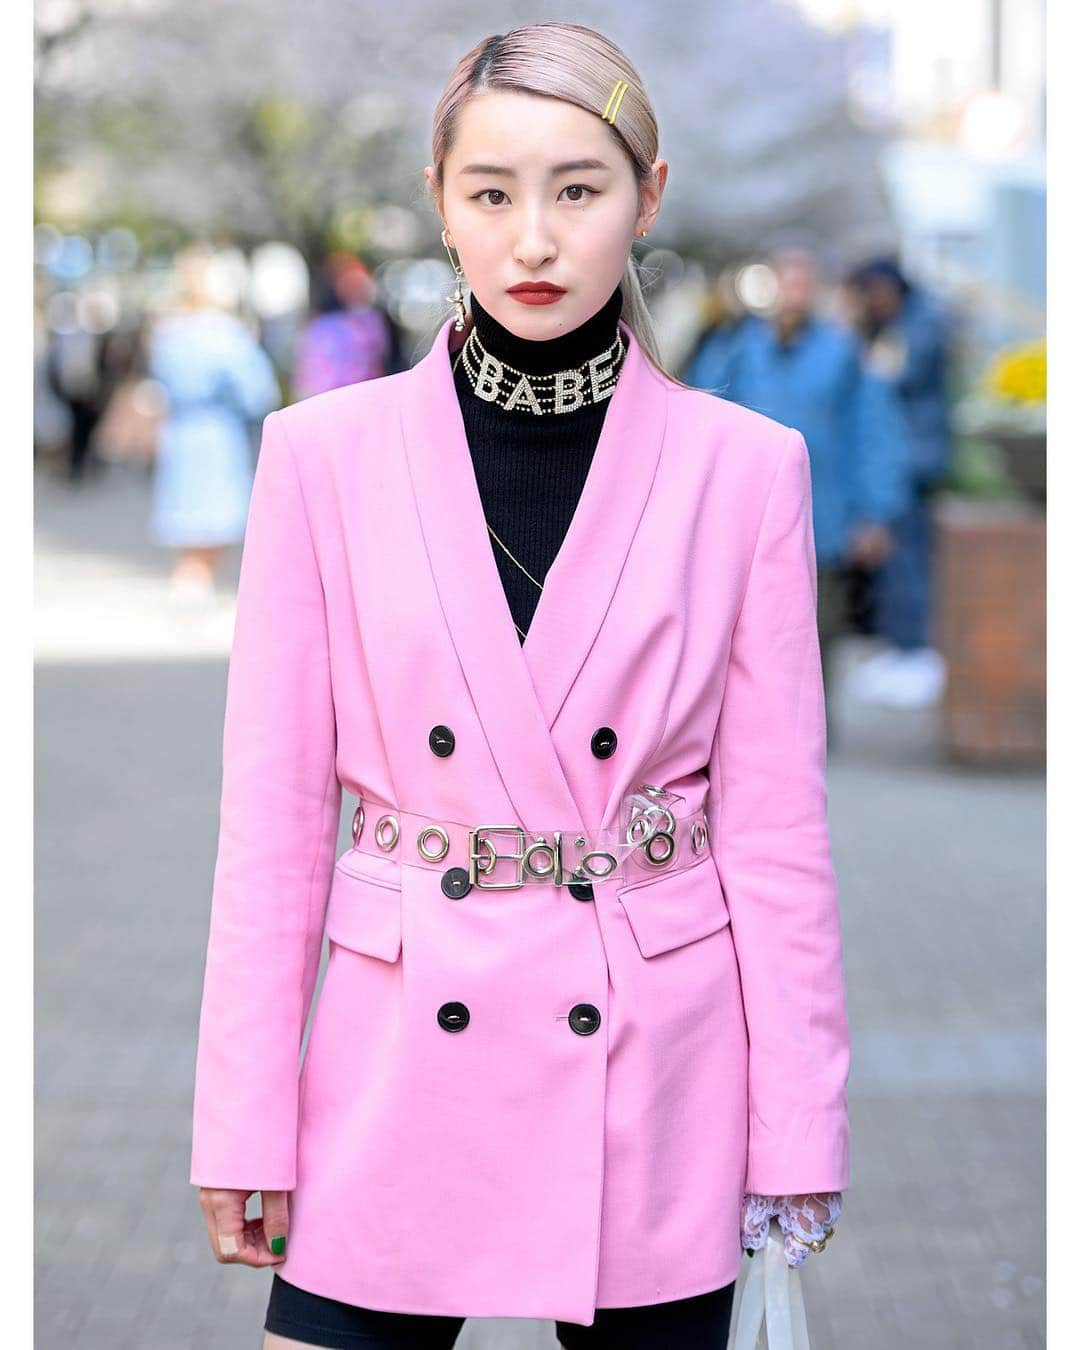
[441,229,467,331]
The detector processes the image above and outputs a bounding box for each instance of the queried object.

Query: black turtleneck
[452,283,625,644]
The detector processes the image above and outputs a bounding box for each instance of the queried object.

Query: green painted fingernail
[270,1235,286,1256]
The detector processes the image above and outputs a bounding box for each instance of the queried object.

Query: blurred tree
[34,0,896,263]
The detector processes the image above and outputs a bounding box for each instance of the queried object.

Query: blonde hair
[427,22,694,391]
[172,243,222,312]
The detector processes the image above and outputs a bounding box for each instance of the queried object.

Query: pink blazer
[189,314,851,1325]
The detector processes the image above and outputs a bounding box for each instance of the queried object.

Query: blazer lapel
[398,315,668,833]
[521,321,668,728]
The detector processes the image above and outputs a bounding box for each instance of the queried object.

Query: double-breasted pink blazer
[189,313,851,1326]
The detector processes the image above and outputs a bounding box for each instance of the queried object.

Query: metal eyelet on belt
[351,804,365,844]
[417,824,450,862]
[523,836,557,881]
[374,814,400,851]
[626,805,676,848]
[690,820,708,854]
[642,830,676,866]
[626,812,652,846]
[580,850,618,880]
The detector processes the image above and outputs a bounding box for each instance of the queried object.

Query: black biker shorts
[264,1272,736,1349]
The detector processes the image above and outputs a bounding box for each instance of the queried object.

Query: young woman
[147,243,281,607]
[190,23,850,1350]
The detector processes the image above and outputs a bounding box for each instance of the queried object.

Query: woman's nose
[513,219,557,268]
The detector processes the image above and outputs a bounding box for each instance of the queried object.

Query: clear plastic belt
[348,783,710,890]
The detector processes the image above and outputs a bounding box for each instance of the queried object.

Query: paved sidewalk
[35,463,1045,1348]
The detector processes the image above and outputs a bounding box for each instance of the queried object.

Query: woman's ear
[423,165,445,224]
[637,158,669,236]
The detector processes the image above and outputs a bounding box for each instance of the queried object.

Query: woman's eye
[472,185,597,206]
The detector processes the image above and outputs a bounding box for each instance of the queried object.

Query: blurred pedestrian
[704,246,910,721]
[292,252,402,399]
[683,271,747,394]
[147,243,281,608]
[91,318,165,473]
[34,303,72,463]
[845,257,954,708]
[44,312,106,482]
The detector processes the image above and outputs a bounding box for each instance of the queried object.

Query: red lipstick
[507,282,567,307]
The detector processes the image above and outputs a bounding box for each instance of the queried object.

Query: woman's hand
[197,1187,290,1268]
[848,522,895,569]
[741,1191,843,1268]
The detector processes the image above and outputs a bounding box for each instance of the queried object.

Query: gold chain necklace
[450,325,623,640]
[485,521,542,642]
[451,346,541,640]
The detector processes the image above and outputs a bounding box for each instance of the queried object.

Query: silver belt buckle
[468,823,571,889]
[468,824,528,890]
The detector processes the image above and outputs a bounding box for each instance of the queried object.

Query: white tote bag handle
[729,1219,811,1350]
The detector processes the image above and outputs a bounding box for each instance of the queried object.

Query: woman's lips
[507,287,566,306]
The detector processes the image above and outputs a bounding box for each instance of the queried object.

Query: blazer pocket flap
[616,853,730,958]
[324,856,402,963]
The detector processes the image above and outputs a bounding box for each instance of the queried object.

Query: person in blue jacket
[845,258,954,708]
[684,275,749,401]
[689,246,910,720]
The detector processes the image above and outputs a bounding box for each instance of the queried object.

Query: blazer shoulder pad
[279,368,408,427]
[668,383,798,468]
[269,370,410,465]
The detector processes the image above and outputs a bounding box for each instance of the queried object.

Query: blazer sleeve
[189,409,341,1191]
[707,427,851,1196]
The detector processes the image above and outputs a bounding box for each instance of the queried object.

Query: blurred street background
[35,1,1046,1346]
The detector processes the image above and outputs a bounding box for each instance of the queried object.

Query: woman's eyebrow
[459,158,613,177]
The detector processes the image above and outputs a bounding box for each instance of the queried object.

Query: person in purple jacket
[292,253,401,400]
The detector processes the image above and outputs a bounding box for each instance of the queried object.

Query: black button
[590,726,617,759]
[429,725,456,757]
[437,1001,470,1032]
[441,867,472,899]
[568,1003,601,1036]
[568,873,594,902]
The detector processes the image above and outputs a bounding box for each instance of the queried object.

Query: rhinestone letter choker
[452,324,626,415]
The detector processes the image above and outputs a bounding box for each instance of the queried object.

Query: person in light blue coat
[148,245,281,605]
[688,247,910,715]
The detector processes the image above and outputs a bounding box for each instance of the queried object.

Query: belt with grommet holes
[344,784,711,890]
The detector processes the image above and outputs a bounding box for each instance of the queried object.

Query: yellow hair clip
[602,80,629,126]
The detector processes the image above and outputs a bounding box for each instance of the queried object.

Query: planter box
[985,429,1046,504]
[934,494,1046,765]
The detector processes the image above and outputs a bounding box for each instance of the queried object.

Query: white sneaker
[875,647,947,708]
[847,649,905,704]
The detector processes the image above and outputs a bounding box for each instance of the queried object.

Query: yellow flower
[985,339,1047,404]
